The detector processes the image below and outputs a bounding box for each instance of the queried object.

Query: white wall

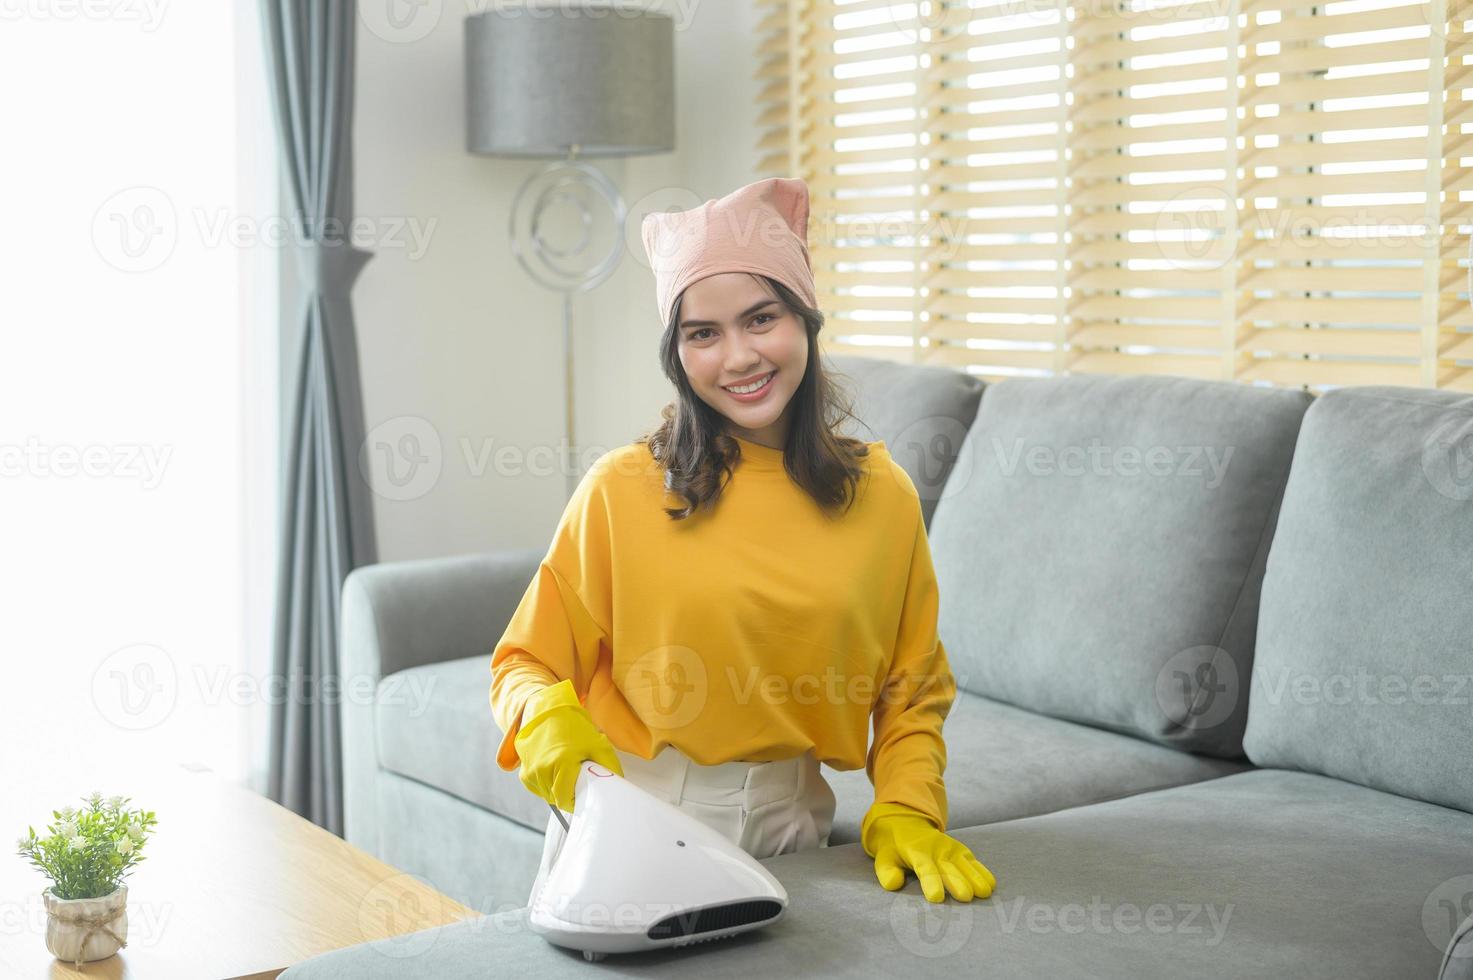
[352,0,763,563]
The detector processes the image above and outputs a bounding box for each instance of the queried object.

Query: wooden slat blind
[755,0,801,176]
[782,0,1473,391]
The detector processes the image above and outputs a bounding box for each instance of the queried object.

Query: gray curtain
[261,0,377,836]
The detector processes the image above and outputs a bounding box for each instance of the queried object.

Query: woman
[490,177,997,907]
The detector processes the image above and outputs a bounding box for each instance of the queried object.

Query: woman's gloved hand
[862,802,997,903]
[513,678,623,813]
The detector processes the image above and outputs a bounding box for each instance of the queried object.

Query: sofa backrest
[1242,386,1473,813]
[930,373,1311,758]
[827,353,985,530]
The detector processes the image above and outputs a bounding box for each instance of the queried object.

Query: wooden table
[0,761,477,979]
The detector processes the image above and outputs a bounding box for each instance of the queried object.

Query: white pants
[527,745,837,907]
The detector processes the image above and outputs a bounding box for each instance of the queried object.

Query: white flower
[106,795,127,811]
[115,837,135,856]
[64,834,85,851]
[57,821,79,839]
[126,822,144,841]
[86,792,102,807]
[57,807,77,822]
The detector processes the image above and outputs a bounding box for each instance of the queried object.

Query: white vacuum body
[527,760,790,960]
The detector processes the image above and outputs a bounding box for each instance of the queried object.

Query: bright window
[0,1,279,792]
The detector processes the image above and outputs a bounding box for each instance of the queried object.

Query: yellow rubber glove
[862,802,997,903]
[512,678,624,813]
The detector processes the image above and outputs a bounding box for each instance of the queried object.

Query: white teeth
[724,372,773,394]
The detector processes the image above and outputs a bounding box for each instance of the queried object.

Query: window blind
[772,0,1473,391]
[756,0,801,175]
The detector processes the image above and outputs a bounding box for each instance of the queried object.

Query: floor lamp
[465,9,675,500]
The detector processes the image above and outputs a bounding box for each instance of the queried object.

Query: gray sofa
[285,356,1473,979]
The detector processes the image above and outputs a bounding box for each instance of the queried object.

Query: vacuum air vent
[647,899,783,940]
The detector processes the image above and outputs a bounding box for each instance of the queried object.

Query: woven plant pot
[42,883,128,968]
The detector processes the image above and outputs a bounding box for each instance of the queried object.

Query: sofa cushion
[380,656,1246,844]
[279,769,1473,979]
[931,374,1311,757]
[1243,386,1473,813]
[826,353,985,529]
[824,688,1248,845]
[376,654,554,836]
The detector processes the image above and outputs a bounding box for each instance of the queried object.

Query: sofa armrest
[340,548,543,854]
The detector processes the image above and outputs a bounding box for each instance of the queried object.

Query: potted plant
[14,792,157,969]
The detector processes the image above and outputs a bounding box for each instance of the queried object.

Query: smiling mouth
[722,371,775,394]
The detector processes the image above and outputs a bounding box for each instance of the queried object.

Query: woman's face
[675,273,808,449]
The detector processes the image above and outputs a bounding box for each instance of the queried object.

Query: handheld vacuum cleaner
[527,760,790,962]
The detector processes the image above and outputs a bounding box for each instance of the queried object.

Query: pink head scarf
[640,177,817,328]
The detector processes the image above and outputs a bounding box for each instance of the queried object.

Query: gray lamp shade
[465,8,674,158]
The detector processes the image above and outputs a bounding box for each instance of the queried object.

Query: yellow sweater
[488,433,957,834]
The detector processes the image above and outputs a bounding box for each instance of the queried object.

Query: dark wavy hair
[635,274,873,521]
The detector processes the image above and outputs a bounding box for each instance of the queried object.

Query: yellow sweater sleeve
[488,466,614,772]
[861,505,957,843]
